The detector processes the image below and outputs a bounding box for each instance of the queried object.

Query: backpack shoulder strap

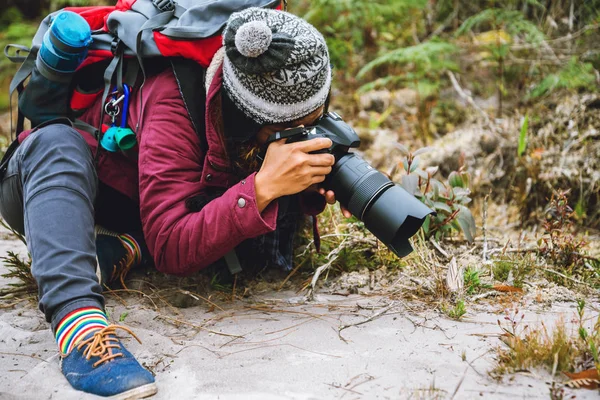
[170,58,208,153]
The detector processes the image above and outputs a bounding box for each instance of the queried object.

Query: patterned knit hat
[222,7,331,125]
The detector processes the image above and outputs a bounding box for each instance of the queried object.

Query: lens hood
[362,185,435,257]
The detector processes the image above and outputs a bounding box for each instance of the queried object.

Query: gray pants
[0,123,104,332]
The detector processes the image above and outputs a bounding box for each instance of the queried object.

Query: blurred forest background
[0,0,599,284]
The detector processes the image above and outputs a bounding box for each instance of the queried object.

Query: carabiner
[120,84,131,128]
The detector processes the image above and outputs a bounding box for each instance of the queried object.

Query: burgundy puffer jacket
[19,62,324,275]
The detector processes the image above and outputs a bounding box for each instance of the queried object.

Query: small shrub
[394,145,476,242]
[537,190,599,287]
[493,305,600,378]
[464,267,491,295]
[0,220,35,297]
[445,299,467,320]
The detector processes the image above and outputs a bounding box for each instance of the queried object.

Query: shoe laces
[76,325,142,368]
[115,251,135,289]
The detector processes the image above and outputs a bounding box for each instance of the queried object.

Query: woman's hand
[255,137,335,212]
[318,188,352,218]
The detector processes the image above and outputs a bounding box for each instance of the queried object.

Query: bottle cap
[50,11,92,50]
[115,128,137,151]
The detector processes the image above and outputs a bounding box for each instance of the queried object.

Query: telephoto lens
[282,112,436,257]
[325,153,434,257]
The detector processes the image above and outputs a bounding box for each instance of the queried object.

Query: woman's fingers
[294,138,332,153]
[340,206,352,218]
[319,189,352,218]
[310,166,333,177]
[308,153,335,167]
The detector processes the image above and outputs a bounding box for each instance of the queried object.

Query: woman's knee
[18,123,97,197]
[24,123,91,161]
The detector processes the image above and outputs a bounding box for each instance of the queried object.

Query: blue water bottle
[37,11,92,80]
[19,11,92,126]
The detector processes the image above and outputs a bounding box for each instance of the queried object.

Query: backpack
[5,0,285,150]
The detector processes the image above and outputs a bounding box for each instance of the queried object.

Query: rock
[359,90,392,113]
[392,88,418,108]
[361,128,400,170]
[337,269,370,290]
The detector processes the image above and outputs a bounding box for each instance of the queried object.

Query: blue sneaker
[61,325,157,399]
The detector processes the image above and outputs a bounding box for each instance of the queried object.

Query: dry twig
[446,71,491,125]
[338,301,396,340]
[306,238,350,301]
[156,314,244,338]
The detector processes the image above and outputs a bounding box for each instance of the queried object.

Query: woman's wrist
[254,171,276,212]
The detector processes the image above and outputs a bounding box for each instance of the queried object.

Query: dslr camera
[262,111,434,257]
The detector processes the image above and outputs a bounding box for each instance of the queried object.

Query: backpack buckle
[110,38,122,56]
[152,0,175,12]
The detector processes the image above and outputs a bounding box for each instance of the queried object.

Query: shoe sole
[109,383,158,400]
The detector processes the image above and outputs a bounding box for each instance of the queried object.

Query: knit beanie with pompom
[222,7,331,126]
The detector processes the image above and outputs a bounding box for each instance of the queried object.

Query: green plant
[446,299,466,320]
[0,19,38,111]
[491,256,534,288]
[517,114,528,157]
[0,219,35,296]
[358,40,458,141]
[494,305,600,379]
[538,190,589,275]
[464,267,491,294]
[394,145,476,242]
[457,8,546,115]
[576,299,600,374]
[209,271,232,292]
[303,0,427,75]
[528,58,598,99]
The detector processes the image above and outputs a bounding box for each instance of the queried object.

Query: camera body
[263,112,435,258]
[275,111,360,159]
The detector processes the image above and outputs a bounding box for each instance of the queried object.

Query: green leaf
[433,201,453,214]
[413,147,433,157]
[460,171,471,189]
[401,175,419,195]
[414,169,429,179]
[518,114,528,157]
[433,180,440,200]
[426,166,439,176]
[421,214,431,235]
[119,312,128,322]
[448,171,465,188]
[395,143,410,156]
[410,157,420,173]
[456,205,476,242]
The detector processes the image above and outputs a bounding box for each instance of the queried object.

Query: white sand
[0,235,598,400]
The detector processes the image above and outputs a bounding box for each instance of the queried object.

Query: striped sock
[55,307,109,355]
[118,234,142,266]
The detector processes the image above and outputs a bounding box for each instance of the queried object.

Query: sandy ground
[0,234,599,400]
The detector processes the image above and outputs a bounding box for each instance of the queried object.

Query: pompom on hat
[222,7,331,125]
